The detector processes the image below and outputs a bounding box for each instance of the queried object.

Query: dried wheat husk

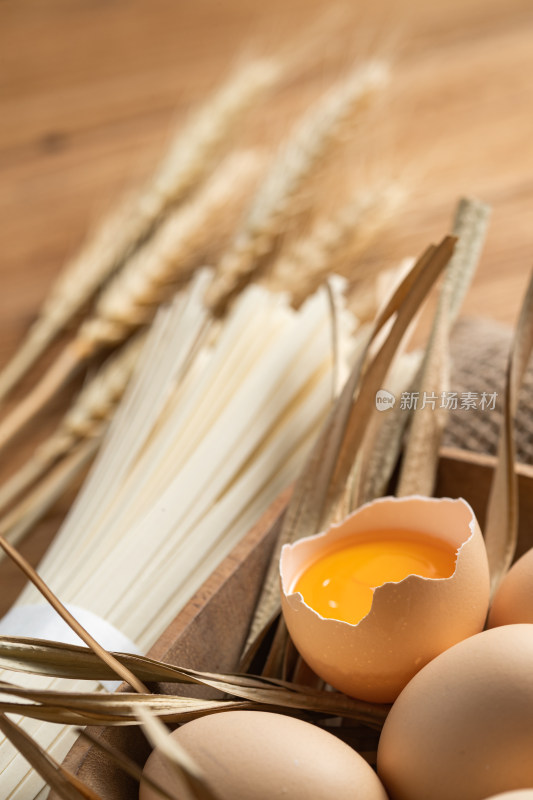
[485,267,533,596]
[204,60,389,314]
[0,695,252,727]
[0,58,279,406]
[0,637,386,729]
[0,152,261,458]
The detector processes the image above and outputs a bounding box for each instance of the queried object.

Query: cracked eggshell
[280,495,490,703]
[488,547,533,627]
[377,625,533,800]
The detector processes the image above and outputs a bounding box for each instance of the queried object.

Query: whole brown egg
[377,625,533,800]
[140,710,388,800]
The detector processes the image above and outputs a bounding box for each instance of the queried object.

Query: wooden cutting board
[2,0,533,604]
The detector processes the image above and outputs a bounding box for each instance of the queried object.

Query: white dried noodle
[0,270,358,798]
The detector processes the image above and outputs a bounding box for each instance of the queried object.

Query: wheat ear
[0,335,143,517]
[205,60,389,313]
[0,438,99,556]
[265,182,404,305]
[83,151,262,342]
[0,59,279,404]
[0,152,260,456]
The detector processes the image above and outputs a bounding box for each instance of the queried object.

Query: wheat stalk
[136,707,220,800]
[77,729,179,800]
[0,536,148,693]
[485,268,533,596]
[348,261,411,324]
[0,714,100,800]
[204,60,389,313]
[0,335,143,521]
[0,152,261,457]
[357,350,423,505]
[396,197,491,496]
[265,182,405,305]
[0,58,279,405]
[0,438,99,551]
[0,638,387,727]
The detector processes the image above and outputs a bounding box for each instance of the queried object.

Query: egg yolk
[292,530,457,624]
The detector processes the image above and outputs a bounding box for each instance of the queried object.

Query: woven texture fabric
[444,317,533,464]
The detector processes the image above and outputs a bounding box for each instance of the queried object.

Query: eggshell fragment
[140,710,388,800]
[280,495,490,702]
[488,547,533,627]
[377,625,533,800]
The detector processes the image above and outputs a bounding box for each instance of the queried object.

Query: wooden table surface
[1,0,533,610]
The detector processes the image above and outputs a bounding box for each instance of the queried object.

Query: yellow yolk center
[292,530,457,624]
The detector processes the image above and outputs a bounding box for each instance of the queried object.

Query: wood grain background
[1,0,533,609]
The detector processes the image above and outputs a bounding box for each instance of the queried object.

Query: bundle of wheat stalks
[0,40,525,800]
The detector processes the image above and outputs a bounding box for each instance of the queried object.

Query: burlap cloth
[444,317,533,464]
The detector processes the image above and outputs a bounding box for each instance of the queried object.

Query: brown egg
[280,496,490,702]
[488,548,533,627]
[377,625,533,800]
[140,710,388,800]
[484,793,533,799]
